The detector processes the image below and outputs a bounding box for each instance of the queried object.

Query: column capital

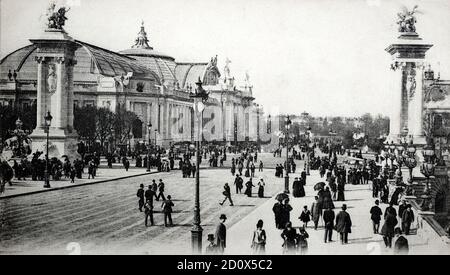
[35,56,45,64]
[390,61,407,71]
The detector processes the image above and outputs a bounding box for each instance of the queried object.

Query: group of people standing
[136,179,174,227]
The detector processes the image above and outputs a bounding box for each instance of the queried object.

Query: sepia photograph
[0,0,450,259]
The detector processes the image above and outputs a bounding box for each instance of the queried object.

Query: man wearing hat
[401,204,414,235]
[335,204,352,244]
[136,184,145,212]
[205,234,218,254]
[215,214,227,254]
[145,185,157,205]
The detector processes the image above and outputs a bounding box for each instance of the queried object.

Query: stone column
[67,59,76,132]
[184,105,189,141]
[410,63,426,143]
[53,57,66,128]
[388,62,405,142]
[147,102,152,141]
[35,56,45,129]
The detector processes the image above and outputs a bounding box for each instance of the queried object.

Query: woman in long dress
[251,220,267,255]
[244,178,255,197]
[257,179,265,198]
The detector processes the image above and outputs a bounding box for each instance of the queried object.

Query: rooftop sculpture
[397,5,420,33]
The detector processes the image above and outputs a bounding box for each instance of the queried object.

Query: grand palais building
[0,22,266,148]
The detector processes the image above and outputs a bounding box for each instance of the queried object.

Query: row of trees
[291,113,390,152]
[74,105,143,152]
[0,104,143,154]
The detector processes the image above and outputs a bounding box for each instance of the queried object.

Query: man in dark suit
[136,184,145,212]
[145,185,157,206]
[335,204,352,244]
[401,204,414,235]
[323,206,335,243]
[215,214,227,254]
[234,175,243,194]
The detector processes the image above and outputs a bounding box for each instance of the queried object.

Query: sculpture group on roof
[46,1,70,30]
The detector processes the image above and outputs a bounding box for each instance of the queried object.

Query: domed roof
[119,22,177,85]
[0,40,160,83]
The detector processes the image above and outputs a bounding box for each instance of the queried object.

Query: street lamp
[147,122,152,172]
[420,143,436,211]
[284,115,292,193]
[404,142,417,183]
[190,77,209,254]
[43,111,52,188]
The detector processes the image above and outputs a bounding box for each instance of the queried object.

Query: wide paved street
[227,169,450,255]
[0,163,286,255]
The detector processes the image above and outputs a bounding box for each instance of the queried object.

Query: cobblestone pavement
[0,166,288,255]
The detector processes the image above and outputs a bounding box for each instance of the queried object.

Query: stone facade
[0,23,265,148]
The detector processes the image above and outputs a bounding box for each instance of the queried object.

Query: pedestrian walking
[220,183,234,206]
[335,204,352,244]
[393,228,409,255]
[136,184,145,212]
[156,179,166,201]
[251,219,267,255]
[259,161,264,172]
[323,206,335,243]
[244,178,255,197]
[69,167,76,183]
[401,204,414,235]
[234,174,243,194]
[124,158,130,171]
[205,234,218,254]
[144,200,154,227]
[145,184,157,205]
[299,205,311,228]
[292,177,306,198]
[381,212,398,248]
[280,198,293,228]
[370,200,383,234]
[161,195,174,227]
[297,226,309,255]
[215,214,227,254]
[311,196,321,230]
[281,222,297,255]
[384,202,397,219]
[257,179,265,198]
[272,197,284,229]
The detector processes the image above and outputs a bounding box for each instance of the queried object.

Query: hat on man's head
[140,184,144,188]
[219,214,227,220]
[342,204,347,210]
[207,234,215,241]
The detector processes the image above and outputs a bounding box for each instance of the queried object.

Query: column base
[30,128,81,161]
[410,135,427,146]
[385,134,400,144]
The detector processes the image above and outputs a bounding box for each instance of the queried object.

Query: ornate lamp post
[190,77,209,254]
[147,123,152,172]
[389,141,396,170]
[304,126,312,176]
[404,142,417,184]
[420,143,436,211]
[284,116,292,193]
[43,111,53,188]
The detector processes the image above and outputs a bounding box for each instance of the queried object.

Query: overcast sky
[1,0,449,117]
